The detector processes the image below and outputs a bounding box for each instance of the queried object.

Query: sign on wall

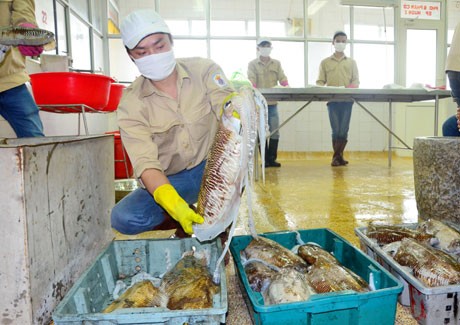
[401,1,441,20]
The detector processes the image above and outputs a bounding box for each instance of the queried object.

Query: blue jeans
[111,160,206,235]
[442,115,460,136]
[327,101,353,140]
[0,84,44,137]
[268,104,280,140]
[442,71,460,137]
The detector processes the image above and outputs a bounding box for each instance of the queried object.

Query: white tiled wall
[277,101,389,152]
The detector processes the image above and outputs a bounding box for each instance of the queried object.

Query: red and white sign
[401,1,441,20]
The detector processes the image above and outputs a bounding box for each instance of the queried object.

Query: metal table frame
[38,104,113,135]
[260,87,452,167]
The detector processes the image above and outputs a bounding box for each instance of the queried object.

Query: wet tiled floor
[115,152,419,324]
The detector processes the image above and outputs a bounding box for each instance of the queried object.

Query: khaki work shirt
[247,57,287,105]
[117,57,234,178]
[316,54,359,88]
[0,0,37,92]
[446,22,460,72]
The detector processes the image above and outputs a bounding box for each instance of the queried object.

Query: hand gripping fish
[193,86,268,284]
[0,26,56,63]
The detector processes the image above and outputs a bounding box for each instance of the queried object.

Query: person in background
[0,0,44,137]
[317,31,359,167]
[111,9,235,236]
[248,38,288,168]
[442,21,460,137]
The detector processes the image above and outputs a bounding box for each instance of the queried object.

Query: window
[55,2,68,56]
[70,14,91,71]
[211,0,256,36]
[260,0,304,37]
[69,0,89,21]
[354,43,394,88]
[406,29,436,88]
[307,0,350,39]
[109,0,398,88]
[354,6,394,41]
[160,0,205,36]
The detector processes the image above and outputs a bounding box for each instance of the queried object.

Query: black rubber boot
[266,139,281,167]
[338,139,349,165]
[331,139,347,167]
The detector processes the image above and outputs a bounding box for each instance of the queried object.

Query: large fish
[160,253,219,310]
[262,268,316,305]
[298,244,369,293]
[243,259,279,292]
[366,223,436,246]
[394,237,460,287]
[417,219,460,255]
[193,86,268,283]
[103,280,167,313]
[242,236,309,273]
[0,26,56,63]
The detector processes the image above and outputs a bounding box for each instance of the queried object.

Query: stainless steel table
[260,87,452,167]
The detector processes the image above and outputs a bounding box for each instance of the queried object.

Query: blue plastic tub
[230,228,403,325]
[52,237,227,324]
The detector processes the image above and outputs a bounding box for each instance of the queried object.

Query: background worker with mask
[317,31,359,167]
[248,38,289,168]
[111,9,235,236]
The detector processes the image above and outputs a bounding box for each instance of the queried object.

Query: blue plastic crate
[52,237,227,324]
[230,228,403,325]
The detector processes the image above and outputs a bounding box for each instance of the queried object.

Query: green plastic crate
[230,228,403,325]
[52,237,227,324]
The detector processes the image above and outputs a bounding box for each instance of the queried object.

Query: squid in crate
[193,86,269,283]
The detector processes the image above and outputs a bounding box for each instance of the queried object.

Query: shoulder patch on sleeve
[213,72,228,87]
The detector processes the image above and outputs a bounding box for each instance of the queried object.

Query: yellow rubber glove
[153,184,204,234]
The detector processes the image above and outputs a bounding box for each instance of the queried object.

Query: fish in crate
[366,223,436,246]
[193,86,269,283]
[393,237,460,287]
[160,250,220,310]
[297,243,369,293]
[417,218,460,256]
[103,280,167,312]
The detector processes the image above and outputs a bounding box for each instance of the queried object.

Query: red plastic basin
[30,72,114,112]
[102,83,126,112]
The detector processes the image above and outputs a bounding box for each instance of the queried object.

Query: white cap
[257,37,272,46]
[120,10,171,49]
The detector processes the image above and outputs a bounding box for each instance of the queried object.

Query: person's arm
[278,62,289,86]
[204,61,235,116]
[347,60,360,88]
[316,61,326,86]
[247,61,257,87]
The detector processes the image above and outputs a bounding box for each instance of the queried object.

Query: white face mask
[133,49,176,81]
[258,47,272,57]
[334,42,346,53]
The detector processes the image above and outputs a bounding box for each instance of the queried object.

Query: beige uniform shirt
[117,57,234,178]
[0,0,37,92]
[446,22,460,72]
[247,57,287,105]
[316,55,359,88]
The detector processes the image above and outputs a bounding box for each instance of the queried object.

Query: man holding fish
[111,10,235,236]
